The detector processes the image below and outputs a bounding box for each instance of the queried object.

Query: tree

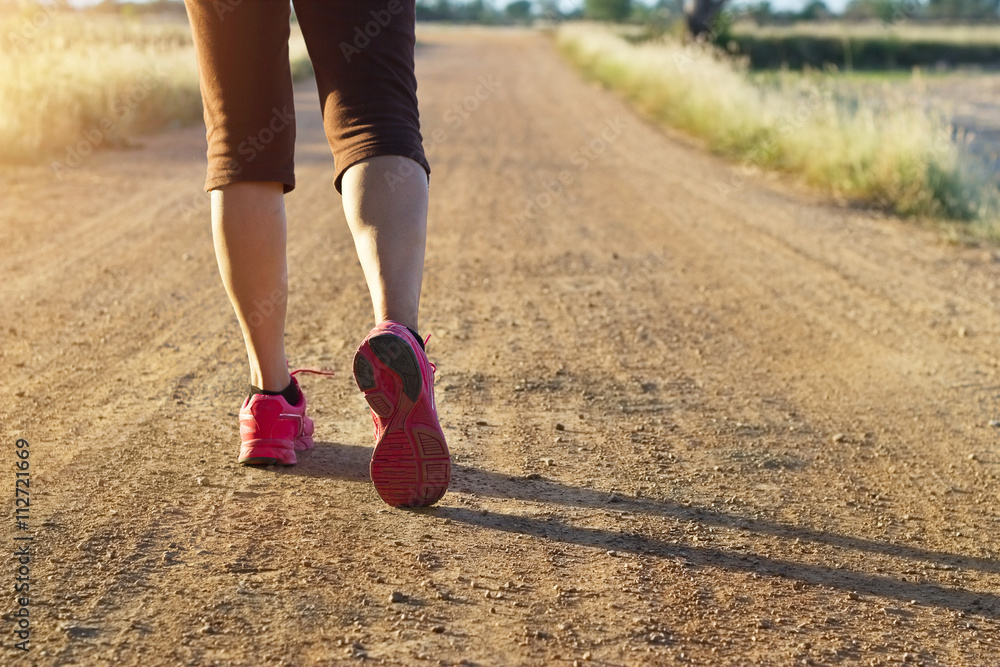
[416,0,454,21]
[683,0,727,38]
[506,0,532,21]
[746,1,774,24]
[584,0,632,22]
[798,0,832,19]
[843,0,900,20]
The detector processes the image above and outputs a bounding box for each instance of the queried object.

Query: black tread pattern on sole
[240,458,279,467]
[369,334,421,402]
[353,354,376,391]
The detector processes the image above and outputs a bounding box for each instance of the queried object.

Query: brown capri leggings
[184,0,430,193]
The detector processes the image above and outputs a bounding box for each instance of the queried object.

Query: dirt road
[2,26,1000,666]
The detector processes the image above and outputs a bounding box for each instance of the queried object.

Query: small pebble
[555,423,565,431]
[389,591,405,603]
[832,433,846,443]
[476,420,489,426]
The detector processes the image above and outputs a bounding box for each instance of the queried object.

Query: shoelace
[422,335,436,374]
[290,367,336,379]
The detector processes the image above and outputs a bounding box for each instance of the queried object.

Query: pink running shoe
[353,321,451,507]
[237,369,331,466]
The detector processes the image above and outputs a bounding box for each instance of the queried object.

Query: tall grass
[0,10,311,163]
[558,23,997,228]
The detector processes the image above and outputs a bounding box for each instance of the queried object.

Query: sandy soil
[2,26,1000,666]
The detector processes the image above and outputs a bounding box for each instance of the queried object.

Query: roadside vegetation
[0,6,310,163]
[725,21,1000,70]
[557,22,999,232]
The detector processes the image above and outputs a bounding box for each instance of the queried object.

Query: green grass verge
[557,23,998,235]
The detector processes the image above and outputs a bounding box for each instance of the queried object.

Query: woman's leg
[185,1,311,466]
[293,0,431,333]
[211,181,291,392]
[341,155,429,333]
[294,0,449,504]
[184,0,297,391]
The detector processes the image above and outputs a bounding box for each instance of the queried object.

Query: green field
[725,20,1000,70]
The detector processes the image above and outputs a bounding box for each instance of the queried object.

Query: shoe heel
[239,441,297,466]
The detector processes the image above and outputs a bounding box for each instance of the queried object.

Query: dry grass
[557,23,998,229]
[0,9,311,164]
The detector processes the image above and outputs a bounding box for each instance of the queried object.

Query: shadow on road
[286,441,1000,619]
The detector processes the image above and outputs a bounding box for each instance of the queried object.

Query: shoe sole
[238,439,297,466]
[354,333,450,507]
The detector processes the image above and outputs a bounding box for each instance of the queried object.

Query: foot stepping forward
[354,321,451,507]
